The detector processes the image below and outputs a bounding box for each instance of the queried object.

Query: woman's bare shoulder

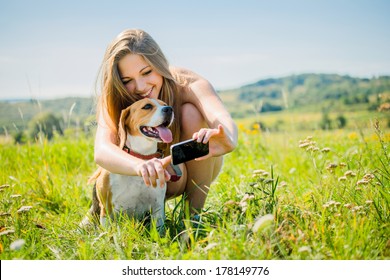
[170,66,203,85]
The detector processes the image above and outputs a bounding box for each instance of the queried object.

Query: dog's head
[118,98,174,149]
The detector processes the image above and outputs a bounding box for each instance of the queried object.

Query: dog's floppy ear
[118,107,131,149]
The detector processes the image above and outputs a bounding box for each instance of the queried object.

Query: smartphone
[170,139,209,165]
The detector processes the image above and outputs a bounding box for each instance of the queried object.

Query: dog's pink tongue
[156,126,173,143]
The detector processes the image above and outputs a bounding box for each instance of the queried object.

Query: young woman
[94,29,237,213]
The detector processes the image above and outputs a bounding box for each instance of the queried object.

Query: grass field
[0,117,389,260]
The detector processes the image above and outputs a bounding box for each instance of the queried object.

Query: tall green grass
[0,122,389,259]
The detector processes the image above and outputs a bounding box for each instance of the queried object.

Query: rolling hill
[0,97,95,135]
[218,73,390,118]
[1,73,389,135]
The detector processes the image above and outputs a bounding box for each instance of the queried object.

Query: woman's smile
[139,86,154,98]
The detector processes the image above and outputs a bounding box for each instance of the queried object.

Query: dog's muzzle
[161,106,173,125]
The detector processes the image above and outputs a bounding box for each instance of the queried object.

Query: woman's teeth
[141,88,153,98]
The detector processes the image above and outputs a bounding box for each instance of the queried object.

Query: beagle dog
[80,98,174,230]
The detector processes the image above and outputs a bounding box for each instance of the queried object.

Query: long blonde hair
[97,29,182,154]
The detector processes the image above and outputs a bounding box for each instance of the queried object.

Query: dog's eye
[142,104,153,110]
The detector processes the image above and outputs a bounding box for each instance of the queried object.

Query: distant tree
[335,114,347,129]
[13,131,28,144]
[320,110,332,130]
[28,112,63,140]
[260,102,283,112]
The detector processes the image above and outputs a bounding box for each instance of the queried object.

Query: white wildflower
[252,214,274,233]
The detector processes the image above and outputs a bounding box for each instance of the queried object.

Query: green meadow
[0,112,389,259]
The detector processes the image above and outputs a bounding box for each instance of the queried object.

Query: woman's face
[118,54,163,99]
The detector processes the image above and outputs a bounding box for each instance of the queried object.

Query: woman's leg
[166,103,223,212]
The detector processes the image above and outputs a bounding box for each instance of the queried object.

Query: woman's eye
[142,104,153,110]
[143,70,152,76]
[122,80,131,85]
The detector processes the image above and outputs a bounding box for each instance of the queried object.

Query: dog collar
[169,163,182,182]
[123,145,163,160]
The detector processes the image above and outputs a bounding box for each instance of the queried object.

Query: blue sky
[0,0,389,99]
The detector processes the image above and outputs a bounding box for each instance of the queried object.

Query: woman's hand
[136,156,172,188]
[192,124,236,161]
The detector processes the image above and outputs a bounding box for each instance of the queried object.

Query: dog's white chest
[109,173,166,220]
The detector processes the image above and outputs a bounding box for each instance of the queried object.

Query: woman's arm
[176,68,238,158]
[94,113,171,187]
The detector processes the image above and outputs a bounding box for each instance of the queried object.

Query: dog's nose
[162,106,173,114]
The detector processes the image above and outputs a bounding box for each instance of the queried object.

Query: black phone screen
[170,139,209,165]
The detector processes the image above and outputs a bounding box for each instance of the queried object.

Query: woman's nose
[135,78,146,93]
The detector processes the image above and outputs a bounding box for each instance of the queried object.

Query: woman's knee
[180,103,207,138]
